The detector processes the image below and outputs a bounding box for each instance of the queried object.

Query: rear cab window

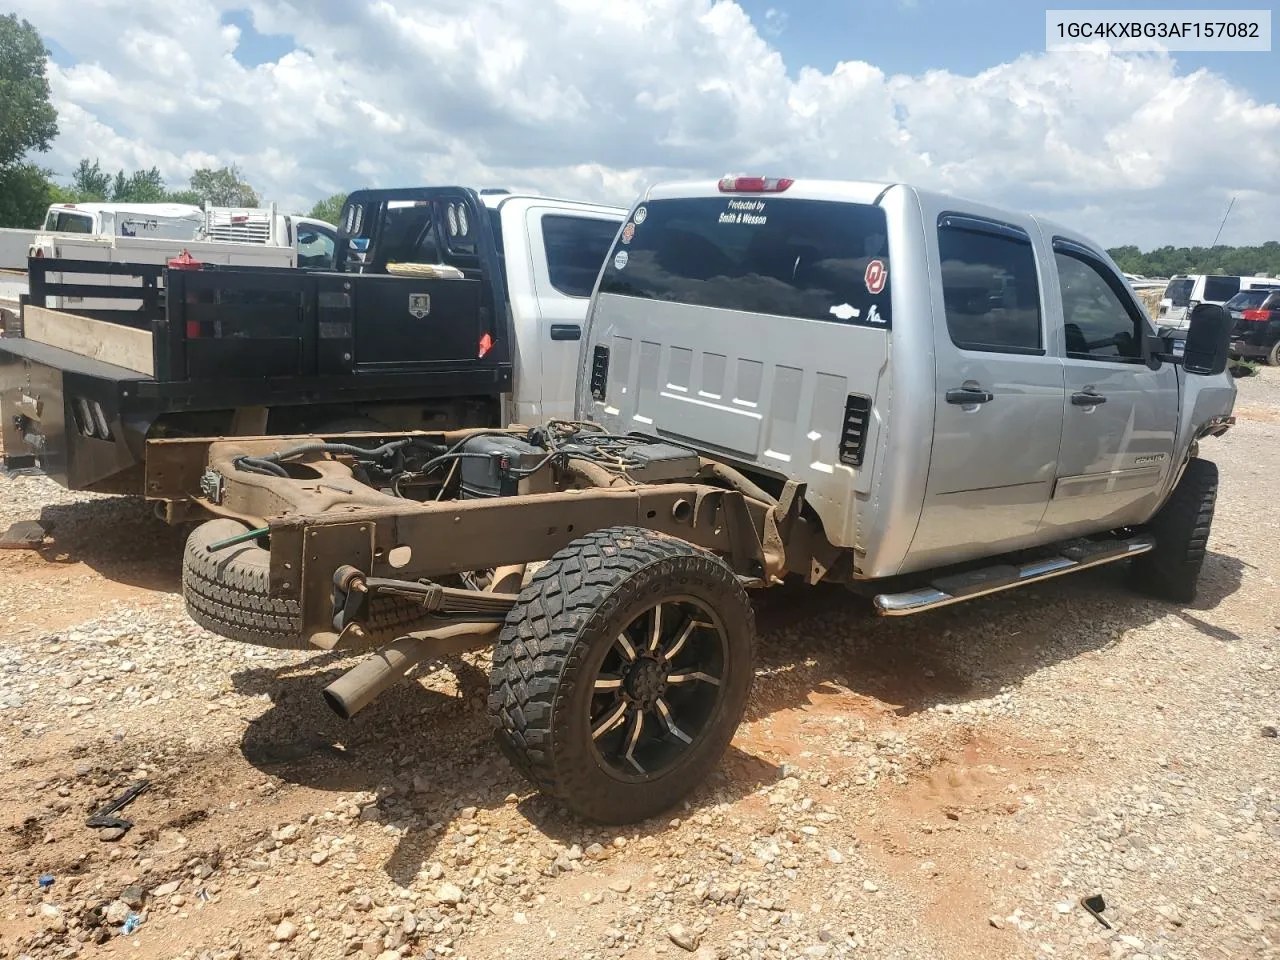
[597,196,892,327]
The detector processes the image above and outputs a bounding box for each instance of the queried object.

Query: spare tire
[182,518,429,649]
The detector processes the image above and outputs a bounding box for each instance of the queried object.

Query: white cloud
[763,7,788,36]
[13,0,1280,247]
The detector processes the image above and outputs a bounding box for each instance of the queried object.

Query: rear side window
[1202,275,1240,302]
[597,197,892,327]
[1055,249,1144,362]
[541,215,619,298]
[936,217,1042,354]
[1164,278,1194,306]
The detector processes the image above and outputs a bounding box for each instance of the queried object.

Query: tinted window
[1263,291,1280,310]
[1202,275,1241,302]
[1056,252,1144,361]
[541,215,619,298]
[1164,278,1194,306]
[937,222,1041,353]
[597,197,892,326]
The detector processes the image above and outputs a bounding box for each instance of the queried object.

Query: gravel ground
[1,369,1278,960]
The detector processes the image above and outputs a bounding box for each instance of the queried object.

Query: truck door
[911,214,1067,568]
[1038,240,1178,534]
[526,208,622,420]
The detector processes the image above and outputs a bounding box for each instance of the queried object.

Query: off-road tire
[489,526,755,824]
[1266,339,1280,367]
[1131,457,1218,604]
[183,518,432,649]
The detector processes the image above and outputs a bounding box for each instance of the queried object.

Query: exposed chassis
[150,427,826,650]
[160,425,1198,823]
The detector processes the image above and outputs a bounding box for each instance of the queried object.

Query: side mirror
[1182,303,1233,375]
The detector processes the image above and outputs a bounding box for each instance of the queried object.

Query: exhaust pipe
[322,622,499,720]
[323,564,525,720]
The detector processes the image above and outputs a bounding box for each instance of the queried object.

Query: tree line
[0,13,345,227]
[1107,243,1280,279]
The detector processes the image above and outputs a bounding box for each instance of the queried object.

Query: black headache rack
[0,201,513,490]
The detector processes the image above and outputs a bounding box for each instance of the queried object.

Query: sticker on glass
[864,259,887,295]
[613,249,629,270]
[829,303,860,321]
[621,222,636,244]
[633,206,647,225]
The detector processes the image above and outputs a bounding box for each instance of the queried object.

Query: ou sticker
[613,249,629,270]
[864,259,887,295]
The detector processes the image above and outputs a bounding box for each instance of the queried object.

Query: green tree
[165,188,203,205]
[71,158,111,200]
[110,166,166,203]
[0,163,55,228]
[0,14,59,227]
[189,165,259,206]
[1107,243,1280,278]
[306,192,347,225]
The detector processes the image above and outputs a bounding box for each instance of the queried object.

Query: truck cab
[580,178,1236,580]
[42,202,207,240]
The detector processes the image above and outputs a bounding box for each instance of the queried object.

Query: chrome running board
[873,535,1155,616]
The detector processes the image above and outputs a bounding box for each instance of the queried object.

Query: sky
[13,0,1280,250]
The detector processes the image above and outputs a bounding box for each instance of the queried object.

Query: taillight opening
[718,176,794,193]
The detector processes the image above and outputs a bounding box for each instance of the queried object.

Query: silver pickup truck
[171,177,1237,825]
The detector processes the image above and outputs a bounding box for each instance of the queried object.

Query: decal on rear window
[597,197,892,327]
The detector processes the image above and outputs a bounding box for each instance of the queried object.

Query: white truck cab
[478,191,625,423]
[42,202,207,240]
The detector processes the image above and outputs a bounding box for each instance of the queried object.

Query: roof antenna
[1208,196,1236,249]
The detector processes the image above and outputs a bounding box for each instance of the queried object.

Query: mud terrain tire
[489,526,755,824]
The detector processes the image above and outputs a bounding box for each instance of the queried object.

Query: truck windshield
[1163,278,1194,307]
[598,197,892,327]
